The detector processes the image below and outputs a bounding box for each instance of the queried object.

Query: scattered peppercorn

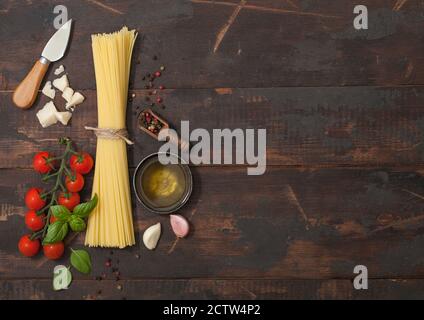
[132,93,136,98]
[159,85,165,90]
[153,55,158,60]
[135,254,140,259]
[160,66,165,71]
[117,284,123,291]
[156,97,163,103]
[154,71,161,77]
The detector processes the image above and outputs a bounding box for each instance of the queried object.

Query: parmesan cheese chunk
[36,101,73,128]
[52,74,69,92]
[36,101,58,128]
[65,92,85,110]
[56,111,73,125]
[41,81,55,99]
[62,87,74,103]
[54,65,65,75]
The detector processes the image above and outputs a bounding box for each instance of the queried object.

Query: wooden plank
[1,278,424,300]
[2,167,424,279]
[2,85,424,168]
[1,0,424,90]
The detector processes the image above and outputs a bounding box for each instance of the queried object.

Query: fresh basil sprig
[70,248,92,274]
[43,194,98,244]
[43,221,69,244]
[73,194,98,218]
[50,205,71,222]
[69,216,86,232]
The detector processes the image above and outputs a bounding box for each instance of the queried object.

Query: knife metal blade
[41,19,72,62]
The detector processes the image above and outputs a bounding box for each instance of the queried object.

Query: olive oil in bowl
[133,153,192,214]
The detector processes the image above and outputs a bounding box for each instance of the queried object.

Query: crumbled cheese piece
[62,87,74,103]
[56,111,72,125]
[54,65,65,75]
[36,101,58,128]
[52,74,69,92]
[36,101,73,128]
[41,81,55,99]
[65,92,85,110]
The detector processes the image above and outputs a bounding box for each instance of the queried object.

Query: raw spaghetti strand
[85,27,137,248]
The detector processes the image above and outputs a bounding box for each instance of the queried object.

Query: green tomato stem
[32,139,77,239]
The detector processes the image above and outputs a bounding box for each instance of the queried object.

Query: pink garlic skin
[170,214,190,238]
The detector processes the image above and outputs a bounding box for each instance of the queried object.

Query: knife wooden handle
[13,59,49,109]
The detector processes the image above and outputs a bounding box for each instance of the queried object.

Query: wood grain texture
[2,0,424,300]
[2,279,424,300]
[1,0,424,90]
[2,167,424,280]
[2,85,424,168]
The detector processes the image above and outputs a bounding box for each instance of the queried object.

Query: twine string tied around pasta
[85,126,134,145]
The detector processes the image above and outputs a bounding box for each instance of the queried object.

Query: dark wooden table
[2,0,424,300]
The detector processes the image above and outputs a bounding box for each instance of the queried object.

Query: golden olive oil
[141,162,186,208]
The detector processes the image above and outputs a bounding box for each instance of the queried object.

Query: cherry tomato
[18,235,40,257]
[43,242,64,260]
[24,210,45,231]
[25,188,46,210]
[70,152,94,175]
[65,172,85,193]
[58,192,80,211]
[33,151,55,174]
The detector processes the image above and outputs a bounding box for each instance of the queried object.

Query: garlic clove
[62,87,74,103]
[36,101,58,128]
[170,214,190,238]
[65,92,85,110]
[54,65,65,75]
[55,111,72,125]
[52,74,69,92]
[143,222,161,250]
[41,81,55,99]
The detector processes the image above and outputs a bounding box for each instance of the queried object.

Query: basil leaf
[53,265,72,291]
[43,221,68,244]
[69,216,86,232]
[70,249,91,274]
[50,205,71,222]
[73,194,98,218]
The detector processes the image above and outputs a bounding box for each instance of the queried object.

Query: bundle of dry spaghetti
[85,27,137,248]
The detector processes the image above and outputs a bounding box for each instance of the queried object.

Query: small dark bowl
[133,152,193,214]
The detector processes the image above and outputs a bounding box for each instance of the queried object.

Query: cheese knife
[13,19,73,109]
